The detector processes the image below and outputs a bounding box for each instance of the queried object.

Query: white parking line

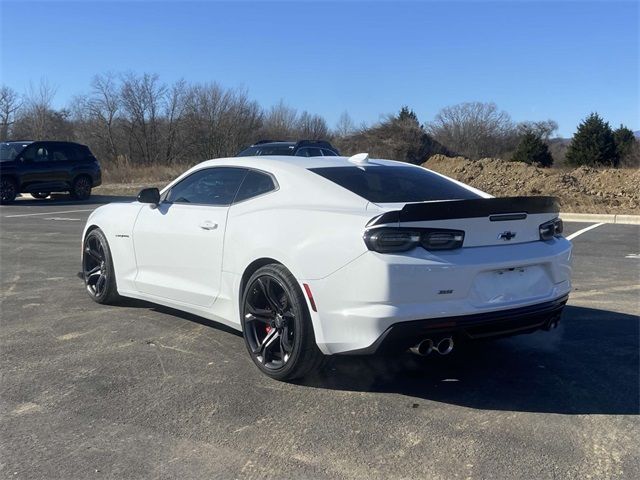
[566,222,605,241]
[4,209,94,218]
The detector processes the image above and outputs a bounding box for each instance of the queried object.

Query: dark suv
[237,140,340,157]
[0,141,102,204]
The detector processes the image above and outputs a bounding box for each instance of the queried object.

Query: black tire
[82,228,121,304]
[1,177,17,204]
[241,264,324,381]
[70,175,92,200]
[31,192,50,199]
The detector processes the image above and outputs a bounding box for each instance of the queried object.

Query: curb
[560,212,640,225]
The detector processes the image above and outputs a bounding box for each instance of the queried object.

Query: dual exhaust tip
[410,337,454,356]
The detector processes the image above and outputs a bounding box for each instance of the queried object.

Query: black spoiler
[368,196,560,226]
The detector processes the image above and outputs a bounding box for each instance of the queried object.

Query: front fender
[81,202,143,292]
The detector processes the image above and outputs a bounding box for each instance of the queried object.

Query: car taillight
[364,228,464,253]
[421,231,465,250]
[539,218,563,241]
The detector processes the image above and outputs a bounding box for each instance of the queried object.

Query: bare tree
[296,111,329,139]
[0,86,22,140]
[260,100,299,140]
[334,111,355,138]
[163,79,188,164]
[516,119,559,141]
[89,73,122,160]
[428,102,516,159]
[119,73,167,164]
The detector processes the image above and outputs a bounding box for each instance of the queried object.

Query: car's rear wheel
[1,177,17,204]
[31,192,50,199]
[82,228,120,304]
[71,175,92,200]
[241,264,324,381]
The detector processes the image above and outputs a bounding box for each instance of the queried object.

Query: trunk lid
[369,196,560,248]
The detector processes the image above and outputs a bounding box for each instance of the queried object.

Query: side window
[295,147,323,157]
[234,170,276,203]
[49,144,76,162]
[321,149,338,156]
[22,144,49,162]
[165,167,247,206]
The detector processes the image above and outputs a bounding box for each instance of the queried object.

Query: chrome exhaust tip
[410,339,434,356]
[545,315,561,331]
[435,337,454,355]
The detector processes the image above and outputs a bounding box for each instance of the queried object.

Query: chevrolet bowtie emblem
[498,231,517,241]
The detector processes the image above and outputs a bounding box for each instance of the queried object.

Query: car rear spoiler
[367,196,560,226]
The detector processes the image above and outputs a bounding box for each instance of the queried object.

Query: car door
[132,167,248,307]
[46,142,77,187]
[18,143,55,190]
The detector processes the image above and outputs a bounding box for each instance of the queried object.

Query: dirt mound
[423,155,640,214]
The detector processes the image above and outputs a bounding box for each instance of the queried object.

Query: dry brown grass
[96,157,197,195]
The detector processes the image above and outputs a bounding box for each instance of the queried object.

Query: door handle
[199,221,218,231]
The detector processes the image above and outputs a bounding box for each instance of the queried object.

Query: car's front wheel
[82,228,120,304]
[1,177,17,204]
[241,264,324,381]
[71,175,92,200]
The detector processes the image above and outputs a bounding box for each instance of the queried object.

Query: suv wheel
[31,192,50,199]
[71,176,92,200]
[1,177,17,204]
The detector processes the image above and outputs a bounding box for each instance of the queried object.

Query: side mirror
[137,187,160,206]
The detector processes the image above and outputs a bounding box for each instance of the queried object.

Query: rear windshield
[309,165,482,203]
[237,145,294,156]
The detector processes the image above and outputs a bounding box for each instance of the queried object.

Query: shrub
[511,132,553,167]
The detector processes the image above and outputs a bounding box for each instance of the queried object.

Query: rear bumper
[93,169,102,187]
[305,238,572,355]
[340,294,568,355]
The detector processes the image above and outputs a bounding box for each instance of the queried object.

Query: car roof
[194,155,410,173]
[2,141,33,146]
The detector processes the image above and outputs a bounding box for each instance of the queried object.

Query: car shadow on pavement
[301,305,639,415]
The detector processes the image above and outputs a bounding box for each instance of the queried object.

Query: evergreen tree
[566,113,618,167]
[613,124,636,159]
[398,106,419,125]
[511,132,553,167]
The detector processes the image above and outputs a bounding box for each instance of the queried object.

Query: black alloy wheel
[82,228,120,304]
[1,177,17,204]
[241,264,324,380]
[71,176,92,200]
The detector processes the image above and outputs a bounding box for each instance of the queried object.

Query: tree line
[1,74,637,170]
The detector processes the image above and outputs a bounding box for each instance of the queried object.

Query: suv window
[238,145,295,156]
[22,144,49,163]
[309,166,482,203]
[49,143,77,162]
[165,167,247,206]
[295,147,323,157]
[234,170,276,203]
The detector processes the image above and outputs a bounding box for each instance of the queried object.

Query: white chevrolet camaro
[81,153,572,380]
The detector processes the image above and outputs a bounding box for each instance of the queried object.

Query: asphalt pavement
[1,195,638,479]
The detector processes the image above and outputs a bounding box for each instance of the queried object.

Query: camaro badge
[498,231,517,241]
